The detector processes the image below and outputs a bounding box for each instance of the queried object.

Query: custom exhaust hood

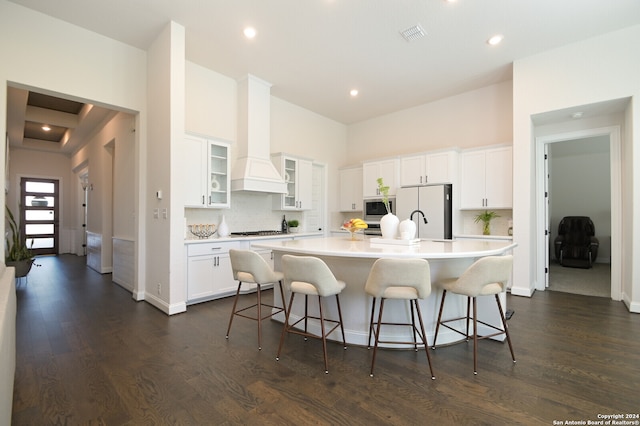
[230,75,287,194]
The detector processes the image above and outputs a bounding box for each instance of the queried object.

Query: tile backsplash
[185,192,303,237]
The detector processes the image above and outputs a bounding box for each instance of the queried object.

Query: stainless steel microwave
[363,198,395,223]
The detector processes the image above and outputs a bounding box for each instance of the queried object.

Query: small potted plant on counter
[474,210,500,235]
[5,206,38,277]
[287,219,300,233]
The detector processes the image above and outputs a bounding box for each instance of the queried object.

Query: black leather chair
[554,216,599,268]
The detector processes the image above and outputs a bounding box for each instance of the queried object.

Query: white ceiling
[7,0,640,126]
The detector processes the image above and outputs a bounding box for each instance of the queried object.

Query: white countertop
[454,234,513,241]
[184,231,323,244]
[252,236,516,259]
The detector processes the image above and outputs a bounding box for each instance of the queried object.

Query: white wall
[69,112,136,273]
[512,24,640,312]
[347,81,513,163]
[145,21,186,314]
[184,62,348,234]
[0,1,148,297]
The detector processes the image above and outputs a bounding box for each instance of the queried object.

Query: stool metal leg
[276,292,296,362]
[335,294,347,349]
[369,298,386,377]
[367,297,377,349]
[495,294,516,363]
[413,299,435,380]
[432,290,447,349]
[225,281,243,341]
[410,300,418,351]
[318,295,329,374]
[472,297,478,374]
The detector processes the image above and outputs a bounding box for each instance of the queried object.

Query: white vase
[380,213,399,240]
[218,215,229,237]
[398,219,416,240]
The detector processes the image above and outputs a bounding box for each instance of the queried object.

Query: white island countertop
[252,236,516,259]
[252,236,517,347]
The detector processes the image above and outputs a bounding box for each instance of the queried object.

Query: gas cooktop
[230,230,285,237]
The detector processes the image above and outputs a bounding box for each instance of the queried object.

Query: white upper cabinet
[460,146,512,209]
[339,166,363,212]
[272,154,313,210]
[399,150,457,186]
[362,158,399,198]
[184,134,230,208]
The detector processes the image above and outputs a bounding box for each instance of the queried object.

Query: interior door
[544,144,550,288]
[20,177,59,256]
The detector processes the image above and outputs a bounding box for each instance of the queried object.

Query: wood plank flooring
[12,254,640,425]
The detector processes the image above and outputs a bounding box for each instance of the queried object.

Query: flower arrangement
[376,177,391,214]
[474,210,500,235]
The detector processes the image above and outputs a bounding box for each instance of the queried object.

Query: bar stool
[276,255,347,374]
[365,258,435,379]
[226,249,286,350]
[432,255,515,374]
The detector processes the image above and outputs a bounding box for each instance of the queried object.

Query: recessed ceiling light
[571,112,584,119]
[42,125,51,131]
[350,89,359,97]
[487,34,504,46]
[243,27,257,39]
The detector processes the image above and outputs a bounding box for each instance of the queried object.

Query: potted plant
[287,219,300,233]
[5,206,36,277]
[474,210,500,235]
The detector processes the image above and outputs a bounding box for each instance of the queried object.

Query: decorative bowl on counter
[341,218,368,240]
[189,224,217,239]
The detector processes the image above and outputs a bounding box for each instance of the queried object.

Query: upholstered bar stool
[365,258,435,379]
[226,249,286,350]
[276,254,347,374]
[432,255,515,374]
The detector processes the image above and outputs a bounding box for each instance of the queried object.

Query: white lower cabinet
[185,235,316,305]
[186,241,240,303]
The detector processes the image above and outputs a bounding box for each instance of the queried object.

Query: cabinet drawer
[187,241,241,257]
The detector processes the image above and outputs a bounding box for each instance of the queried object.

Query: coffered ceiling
[6,86,117,156]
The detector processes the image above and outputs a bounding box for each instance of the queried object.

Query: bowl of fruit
[341,218,368,240]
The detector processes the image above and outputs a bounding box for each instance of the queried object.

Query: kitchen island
[252,236,516,347]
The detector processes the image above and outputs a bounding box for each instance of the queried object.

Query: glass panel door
[20,177,59,256]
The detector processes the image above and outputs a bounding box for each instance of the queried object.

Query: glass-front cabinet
[184,134,230,208]
[272,153,312,211]
[208,143,229,206]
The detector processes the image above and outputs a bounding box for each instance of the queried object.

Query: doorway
[546,137,611,297]
[20,177,59,256]
[535,126,622,300]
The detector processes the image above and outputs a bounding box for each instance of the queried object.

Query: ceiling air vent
[400,24,426,42]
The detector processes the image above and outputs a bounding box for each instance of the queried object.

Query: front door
[20,177,59,256]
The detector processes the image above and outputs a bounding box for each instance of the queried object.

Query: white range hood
[231,75,287,194]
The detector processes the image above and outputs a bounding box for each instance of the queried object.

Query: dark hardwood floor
[12,254,640,425]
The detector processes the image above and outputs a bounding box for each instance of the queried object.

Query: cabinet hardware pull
[202,195,205,205]
[211,247,222,250]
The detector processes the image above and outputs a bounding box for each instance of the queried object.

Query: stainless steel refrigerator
[396,184,453,240]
